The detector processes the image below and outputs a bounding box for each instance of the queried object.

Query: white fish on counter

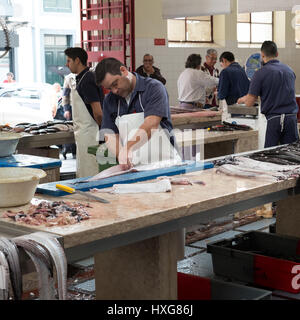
[235,156,300,172]
[84,160,184,183]
[216,164,278,182]
[91,178,172,194]
[84,165,138,182]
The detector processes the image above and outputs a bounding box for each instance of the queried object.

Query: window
[296,11,300,45]
[237,12,273,44]
[43,0,72,13]
[167,16,213,43]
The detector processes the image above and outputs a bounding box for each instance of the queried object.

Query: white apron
[115,94,185,260]
[70,72,99,178]
[115,94,182,166]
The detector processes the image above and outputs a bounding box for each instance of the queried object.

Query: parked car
[0,82,54,126]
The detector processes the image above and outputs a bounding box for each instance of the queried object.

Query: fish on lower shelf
[2,200,92,227]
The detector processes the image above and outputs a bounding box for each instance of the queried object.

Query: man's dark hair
[185,54,201,69]
[64,47,88,66]
[219,51,235,63]
[95,58,125,85]
[261,41,278,58]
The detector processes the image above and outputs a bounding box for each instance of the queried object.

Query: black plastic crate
[207,231,300,293]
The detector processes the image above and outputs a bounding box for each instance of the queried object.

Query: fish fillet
[84,159,184,183]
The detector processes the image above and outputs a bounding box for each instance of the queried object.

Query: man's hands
[118,145,133,170]
[237,94,257,107]
[64,111,71,120]
[237,97,245,104]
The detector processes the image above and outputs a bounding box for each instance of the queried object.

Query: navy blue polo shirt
[218,62,250,105]
[248,60,298,119]
[76,67,104,124]
[100,73,175,145]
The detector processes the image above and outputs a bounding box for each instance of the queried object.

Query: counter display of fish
[213,142,300,181]
[0,120,73,135]
[0,233,68,300]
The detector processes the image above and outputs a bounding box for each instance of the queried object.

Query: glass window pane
[44,0,56,9]
[296,26,300,44]
[167,20,186,41]
[55,36,67,46]
[237,23,250,43]
[187,16,211,21]
[44,35,55,46]
[43,0,72,12]
[251,24,272,43]
[186,20,211,41]
[251,11,272,23]
[238,13,250,23]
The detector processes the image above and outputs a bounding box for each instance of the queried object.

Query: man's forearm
[105,133,120,158]
[126,116,161,152]
[91,102,103,126]
[238,94,257,107]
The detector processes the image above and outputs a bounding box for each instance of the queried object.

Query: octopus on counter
[2,200,92,227]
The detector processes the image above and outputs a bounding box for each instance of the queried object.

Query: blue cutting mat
[0,154,62,169]
[36,161,214,196]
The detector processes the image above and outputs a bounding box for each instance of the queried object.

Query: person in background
[3,72,16,83]
[201,49,219,109]
[51,83,64,120]
[62,73,75,121]
[135,54,166,85]
[61,73,76,159]
[64,47,104,177]
[218,51,250,106]
[177,53,219,109]
[238,41,299,148]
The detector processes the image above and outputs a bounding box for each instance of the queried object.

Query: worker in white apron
[70,73,99,178]
[95,57,185,260]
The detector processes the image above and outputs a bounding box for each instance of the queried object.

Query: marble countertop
[0,168,295,249]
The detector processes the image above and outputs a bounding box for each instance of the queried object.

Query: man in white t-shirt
[177,53,219,110]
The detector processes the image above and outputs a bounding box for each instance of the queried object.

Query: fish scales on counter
[3,200,92,227]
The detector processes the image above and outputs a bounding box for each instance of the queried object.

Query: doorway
[44,34,71,86]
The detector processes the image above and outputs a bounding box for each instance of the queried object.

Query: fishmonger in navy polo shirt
[218,51,250,106]
[100,72,175,146]
[238,41,299,147]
